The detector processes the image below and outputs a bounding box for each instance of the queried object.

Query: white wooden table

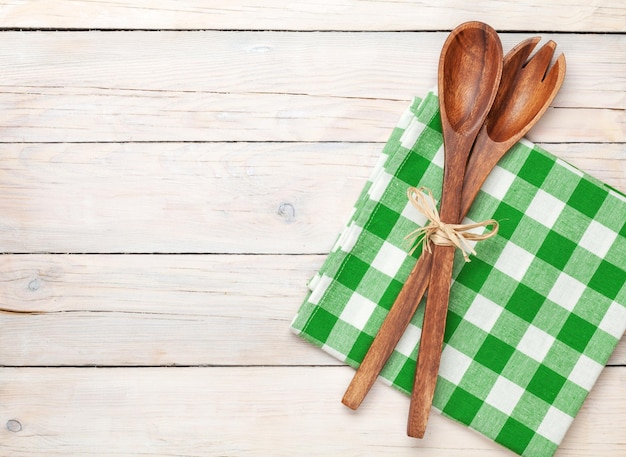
[0,2,624,456]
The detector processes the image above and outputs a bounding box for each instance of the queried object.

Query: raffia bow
[405,187,499,262]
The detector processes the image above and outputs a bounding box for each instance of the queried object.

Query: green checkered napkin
[291,91,626,457]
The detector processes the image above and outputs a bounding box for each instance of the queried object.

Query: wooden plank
[0,88,406,143]
[0,253,339,366]
[0,142,379,253]
[0,254,623,366]
[0,0,623,32]
[0,5,620,457]
[1,32,621,109]
[0,33,622,144]
[545,143,626,188]
[2,89,621,143]
[0,142,622,254]
[0,366,623,456]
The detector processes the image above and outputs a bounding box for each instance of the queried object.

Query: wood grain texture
[0,0,623,31]
[0,366,623,456]
[0,254,623,367]
[1,89,621,143]
[0,32,622,109]
[0,253,339,366]
[0,142,622,254]
[0,3,623,455]
[0,33,622,143]
[0,142,378,253]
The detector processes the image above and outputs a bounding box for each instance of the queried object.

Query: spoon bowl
[441,25,505,136]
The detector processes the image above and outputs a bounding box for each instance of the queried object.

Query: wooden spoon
[408,38,566,438]
[342,21,503,411]
[407,21,503,438]
[342,37,565,412]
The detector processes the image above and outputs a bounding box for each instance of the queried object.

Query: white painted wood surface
[0,0,623,31]
[1,367,624,456]
[0,2,623,456]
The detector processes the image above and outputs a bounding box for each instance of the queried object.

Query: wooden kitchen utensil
[342,36,565,416]
[408,37,566,438]
[407,21,503,438]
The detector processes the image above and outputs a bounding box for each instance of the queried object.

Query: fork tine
[523,40,557,80]
[543,52,567,86]
[505,36,541,72]
[490,37,541,115]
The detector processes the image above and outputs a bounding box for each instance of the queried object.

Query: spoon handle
[407,124,481,437]
[342,250,433,409]
[407,244,455,437]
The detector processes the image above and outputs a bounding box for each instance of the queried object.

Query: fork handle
[342,251,433,409]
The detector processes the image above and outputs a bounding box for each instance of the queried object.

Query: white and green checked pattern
[291,92,626,457]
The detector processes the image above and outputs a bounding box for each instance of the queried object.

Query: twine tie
[405,187,499,262]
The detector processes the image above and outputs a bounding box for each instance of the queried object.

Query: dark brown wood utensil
[407,21,503,438]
